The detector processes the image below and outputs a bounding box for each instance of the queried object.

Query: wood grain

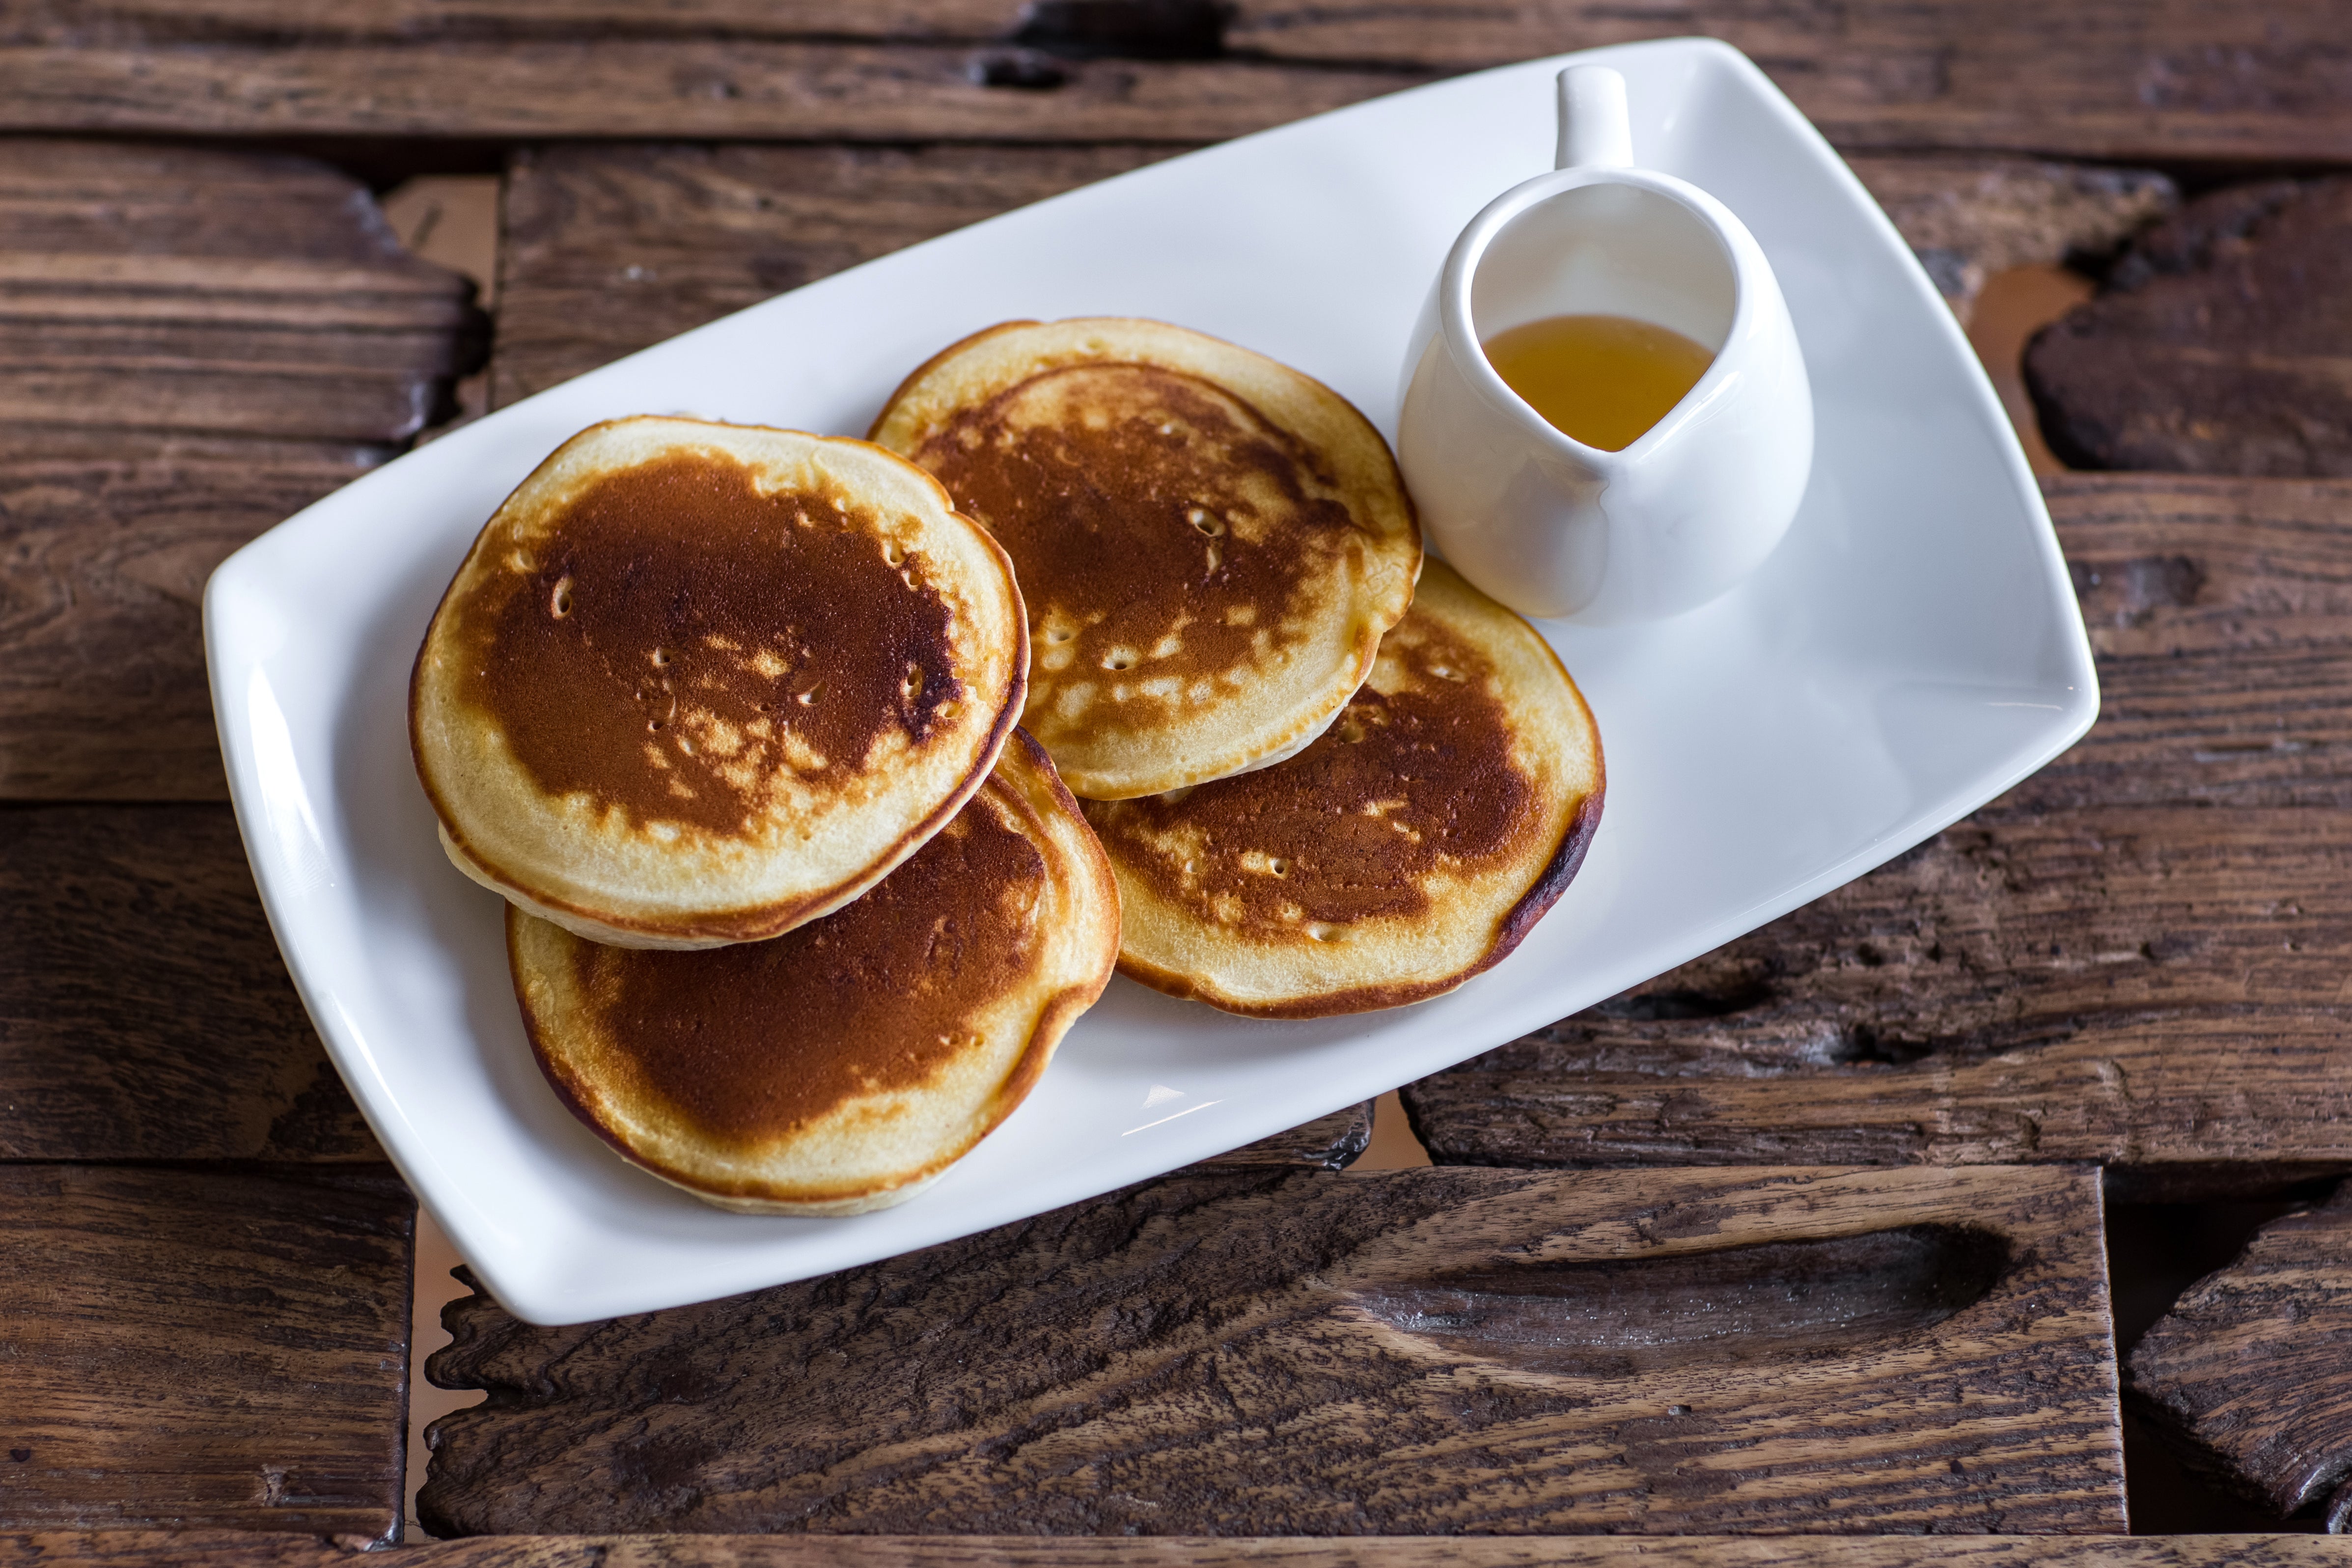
[0,434,377,799]
[1229,0,2352,165]
[2128,1181,2352,1520]
[419,1163,2122,1538]
[0,1165,414,1543]
[0,139,481,799]
[17,1538,2352,1568]
[1,0,2348,161]
[1404,476,2352,1195]
[0,40,1405,145]
[2027,178,2352,477]
[0,140,481,445]
[0,804,373,1161]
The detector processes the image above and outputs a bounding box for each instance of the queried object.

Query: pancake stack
[874,318,1604,1020]
[413,318,1606,1217]
[413,417,1116,1214]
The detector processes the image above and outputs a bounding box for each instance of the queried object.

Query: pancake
[509,731,1120,1215]
[869,318,1421,800]
[1082,561,1603,1018]
[412,416,1026,949]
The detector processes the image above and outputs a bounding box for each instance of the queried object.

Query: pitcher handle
[1555,65,1633,170]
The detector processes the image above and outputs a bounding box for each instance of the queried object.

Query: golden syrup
[1481,313,1715,452]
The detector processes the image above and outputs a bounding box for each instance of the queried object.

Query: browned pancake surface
[455,453,964,839]
[916,364,1363,757]
[511,730,1121,1213]
[413,416,1027,949]
[872,319,1420,799]
[1083,561,1603,1017]
[1091,615,1536,944]
[556,781,1049,1151]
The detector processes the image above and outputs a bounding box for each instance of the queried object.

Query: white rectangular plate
[205,37,2096,1326]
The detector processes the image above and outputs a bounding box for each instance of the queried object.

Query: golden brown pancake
[509,731,1120,1215]
[412,416,1027,949]
[869,318,1421,800]
[1082,561,1603,1018]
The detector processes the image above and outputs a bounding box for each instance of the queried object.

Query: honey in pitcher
[1482,313,1715,452]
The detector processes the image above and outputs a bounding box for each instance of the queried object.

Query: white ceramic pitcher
[1397,65,1814,624]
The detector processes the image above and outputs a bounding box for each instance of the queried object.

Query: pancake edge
[410,416,1029,949]
[508,731,1123,1214]
[870,318,1424,800]
[1111,783,1604,1018]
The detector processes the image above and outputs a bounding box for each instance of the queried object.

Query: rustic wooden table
[6,2,2352,1564]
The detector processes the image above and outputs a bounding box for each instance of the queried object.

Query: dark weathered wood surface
[2027,178,2352,478]
[0,804,372,1161]
[15,1536,2352,1568]
[0,1,2347,161]
[1405,475,2352,1195]
[2128,1182,2352,1521]
[493,144,2167,409]
[421,1164,2121,1538]
[5,12,2346,1552]
[1847,158,2171,324]
[0,435,374,799]
[0,141,478,446]
[1202,1101,1373,1170]
[0,140,481,800]
[0,1165,413,1543]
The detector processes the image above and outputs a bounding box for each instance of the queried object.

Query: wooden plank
[0,42,1396,144]
[491,142,1174,407]
[1225,0,2352,169]
[0,140,481,800]
[2128,1181,2352,1520]
[2027,177,2352,477]
[0,140,481,444]
[419,1163,2122,1537]
[0,0,2345,161]
[1403,476,2352,1194]
[0,2,2345,161]
[15,1539,2352,1568]
[0,1164,413,1543]
[0,804,374,1161]
[0,137,442,258]
[0,434,375,800]
[0,0,1015,44]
